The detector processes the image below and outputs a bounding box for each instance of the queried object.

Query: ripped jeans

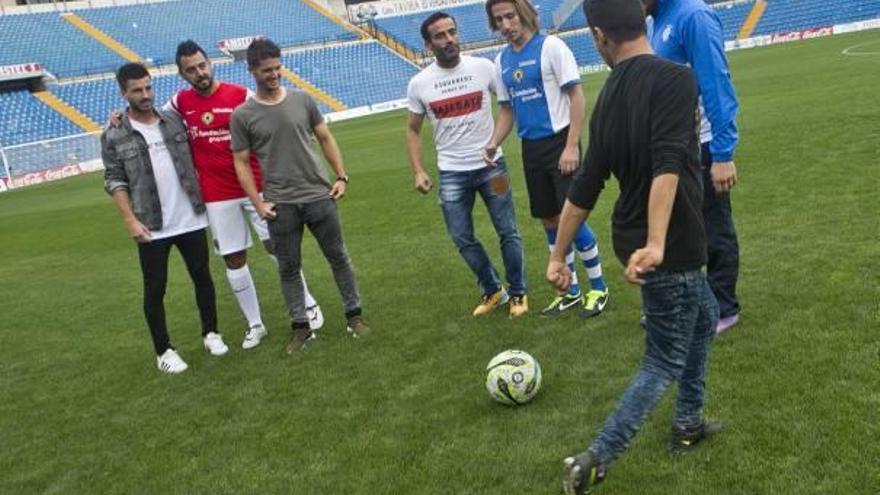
[438,158,526,296]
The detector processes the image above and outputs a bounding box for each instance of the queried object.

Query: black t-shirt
[568,54,707,271]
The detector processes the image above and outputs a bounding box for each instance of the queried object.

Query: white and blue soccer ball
[485,350,542,406]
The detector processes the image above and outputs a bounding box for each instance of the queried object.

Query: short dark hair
[175,40,208,69]
[116,62,150,90]
[246,38,281,68]
[584,0,646,43]
[420,12,456,42]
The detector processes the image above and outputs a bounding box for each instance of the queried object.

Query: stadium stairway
[738,0,768,39]
[61,12,141,63]
[361,23,423,64]
[301,0,368,40]
[31,91,102,133]
[279,67,347,112]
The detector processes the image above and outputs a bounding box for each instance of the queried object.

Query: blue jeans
[590,270,719,464]
[438,159,525,296]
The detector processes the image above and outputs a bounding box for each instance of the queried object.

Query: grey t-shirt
[230,90,331,204]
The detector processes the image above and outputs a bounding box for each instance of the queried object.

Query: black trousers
[701,142,740,318]
[137,228,217,355]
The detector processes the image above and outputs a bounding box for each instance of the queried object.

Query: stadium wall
[1,16,879,192]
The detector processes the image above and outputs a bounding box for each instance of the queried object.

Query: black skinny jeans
[137,228,217,355]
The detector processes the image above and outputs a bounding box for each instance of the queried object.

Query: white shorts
[205,196,270,256]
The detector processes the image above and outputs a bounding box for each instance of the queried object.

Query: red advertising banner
[770,26,834,44]
[7,164,84,188]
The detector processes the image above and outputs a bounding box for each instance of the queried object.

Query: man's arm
[625,174,678,284]
[560,83,585,175]
[546,199,591,292]
[313,121,348,200]
[102,132,150,242]
[683,9,739,192]
[111,189,151,243]
[233,148,274,220]
[405,111,432,194]
[484,103,514,164]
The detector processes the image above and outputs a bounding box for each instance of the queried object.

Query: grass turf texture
[1,31,878,494]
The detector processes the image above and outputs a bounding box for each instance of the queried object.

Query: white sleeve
[162,92,179,115]
[546,36,581,89]
[406,77,425,115]
[493,53,510,102]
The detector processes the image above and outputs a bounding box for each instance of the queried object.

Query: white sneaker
[307,305,325,331]
[242,323,268,350]
[203,332,229,356]
[156,349,188,374]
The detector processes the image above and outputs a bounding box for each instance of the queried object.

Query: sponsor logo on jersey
[662,24,672,42]
[428,91,483,119]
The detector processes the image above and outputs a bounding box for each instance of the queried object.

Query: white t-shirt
[130,119,207,240]
[406,55,502,172]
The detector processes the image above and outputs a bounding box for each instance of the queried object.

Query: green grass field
[1,31,878,495]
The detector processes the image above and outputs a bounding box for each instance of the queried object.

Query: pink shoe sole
[715,314,740,334]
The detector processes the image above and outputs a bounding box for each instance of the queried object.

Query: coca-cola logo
[9,164,82,188]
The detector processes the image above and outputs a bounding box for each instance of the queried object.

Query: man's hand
[625,245,664,285]
[546,256,573,293]
[413,171,432,194]
[558,144,580,175]
[125,218,151,243]
[329,180,347,200]
[108,111,123,128]
[255,199,277,220]
[482,143,499,166]
[711,161,737,193]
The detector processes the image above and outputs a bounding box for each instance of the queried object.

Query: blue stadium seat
[754,0,880,35]
[0,90,82,146]
[76,0,359,67]
[0,13,125,77]
[282,42,418,108]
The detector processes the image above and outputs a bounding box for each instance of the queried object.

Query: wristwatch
[336,175,349,183]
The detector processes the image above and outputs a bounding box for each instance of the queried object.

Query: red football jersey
[170,83,262,202]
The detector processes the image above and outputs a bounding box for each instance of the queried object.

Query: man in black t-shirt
[545,1,721,493]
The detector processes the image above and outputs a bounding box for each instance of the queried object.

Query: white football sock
[226,265,262,327]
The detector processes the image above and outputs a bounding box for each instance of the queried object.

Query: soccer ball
[485,350,542,406]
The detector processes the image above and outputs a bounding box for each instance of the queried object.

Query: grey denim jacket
[102,110,205,231]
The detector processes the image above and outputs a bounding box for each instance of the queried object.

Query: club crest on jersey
[513,68,524,83]
[201,112,215,125]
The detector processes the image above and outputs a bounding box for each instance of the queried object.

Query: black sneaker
[562,450,606,495]
[541,293,582,317]
[669,420,723,453]
[285,327,314,354]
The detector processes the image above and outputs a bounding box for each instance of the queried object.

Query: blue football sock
[574,223,607,292]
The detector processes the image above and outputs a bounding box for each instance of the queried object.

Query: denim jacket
[102,109,205,231]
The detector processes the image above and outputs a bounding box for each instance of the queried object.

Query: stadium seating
[282,42,418,108]
[0,89,82,147]
[714,1,757,40]
[754,0,880,35]
[0,13,126,78]
[561,1,755,40]
[374,3,497,52]
[76,0,359,67]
